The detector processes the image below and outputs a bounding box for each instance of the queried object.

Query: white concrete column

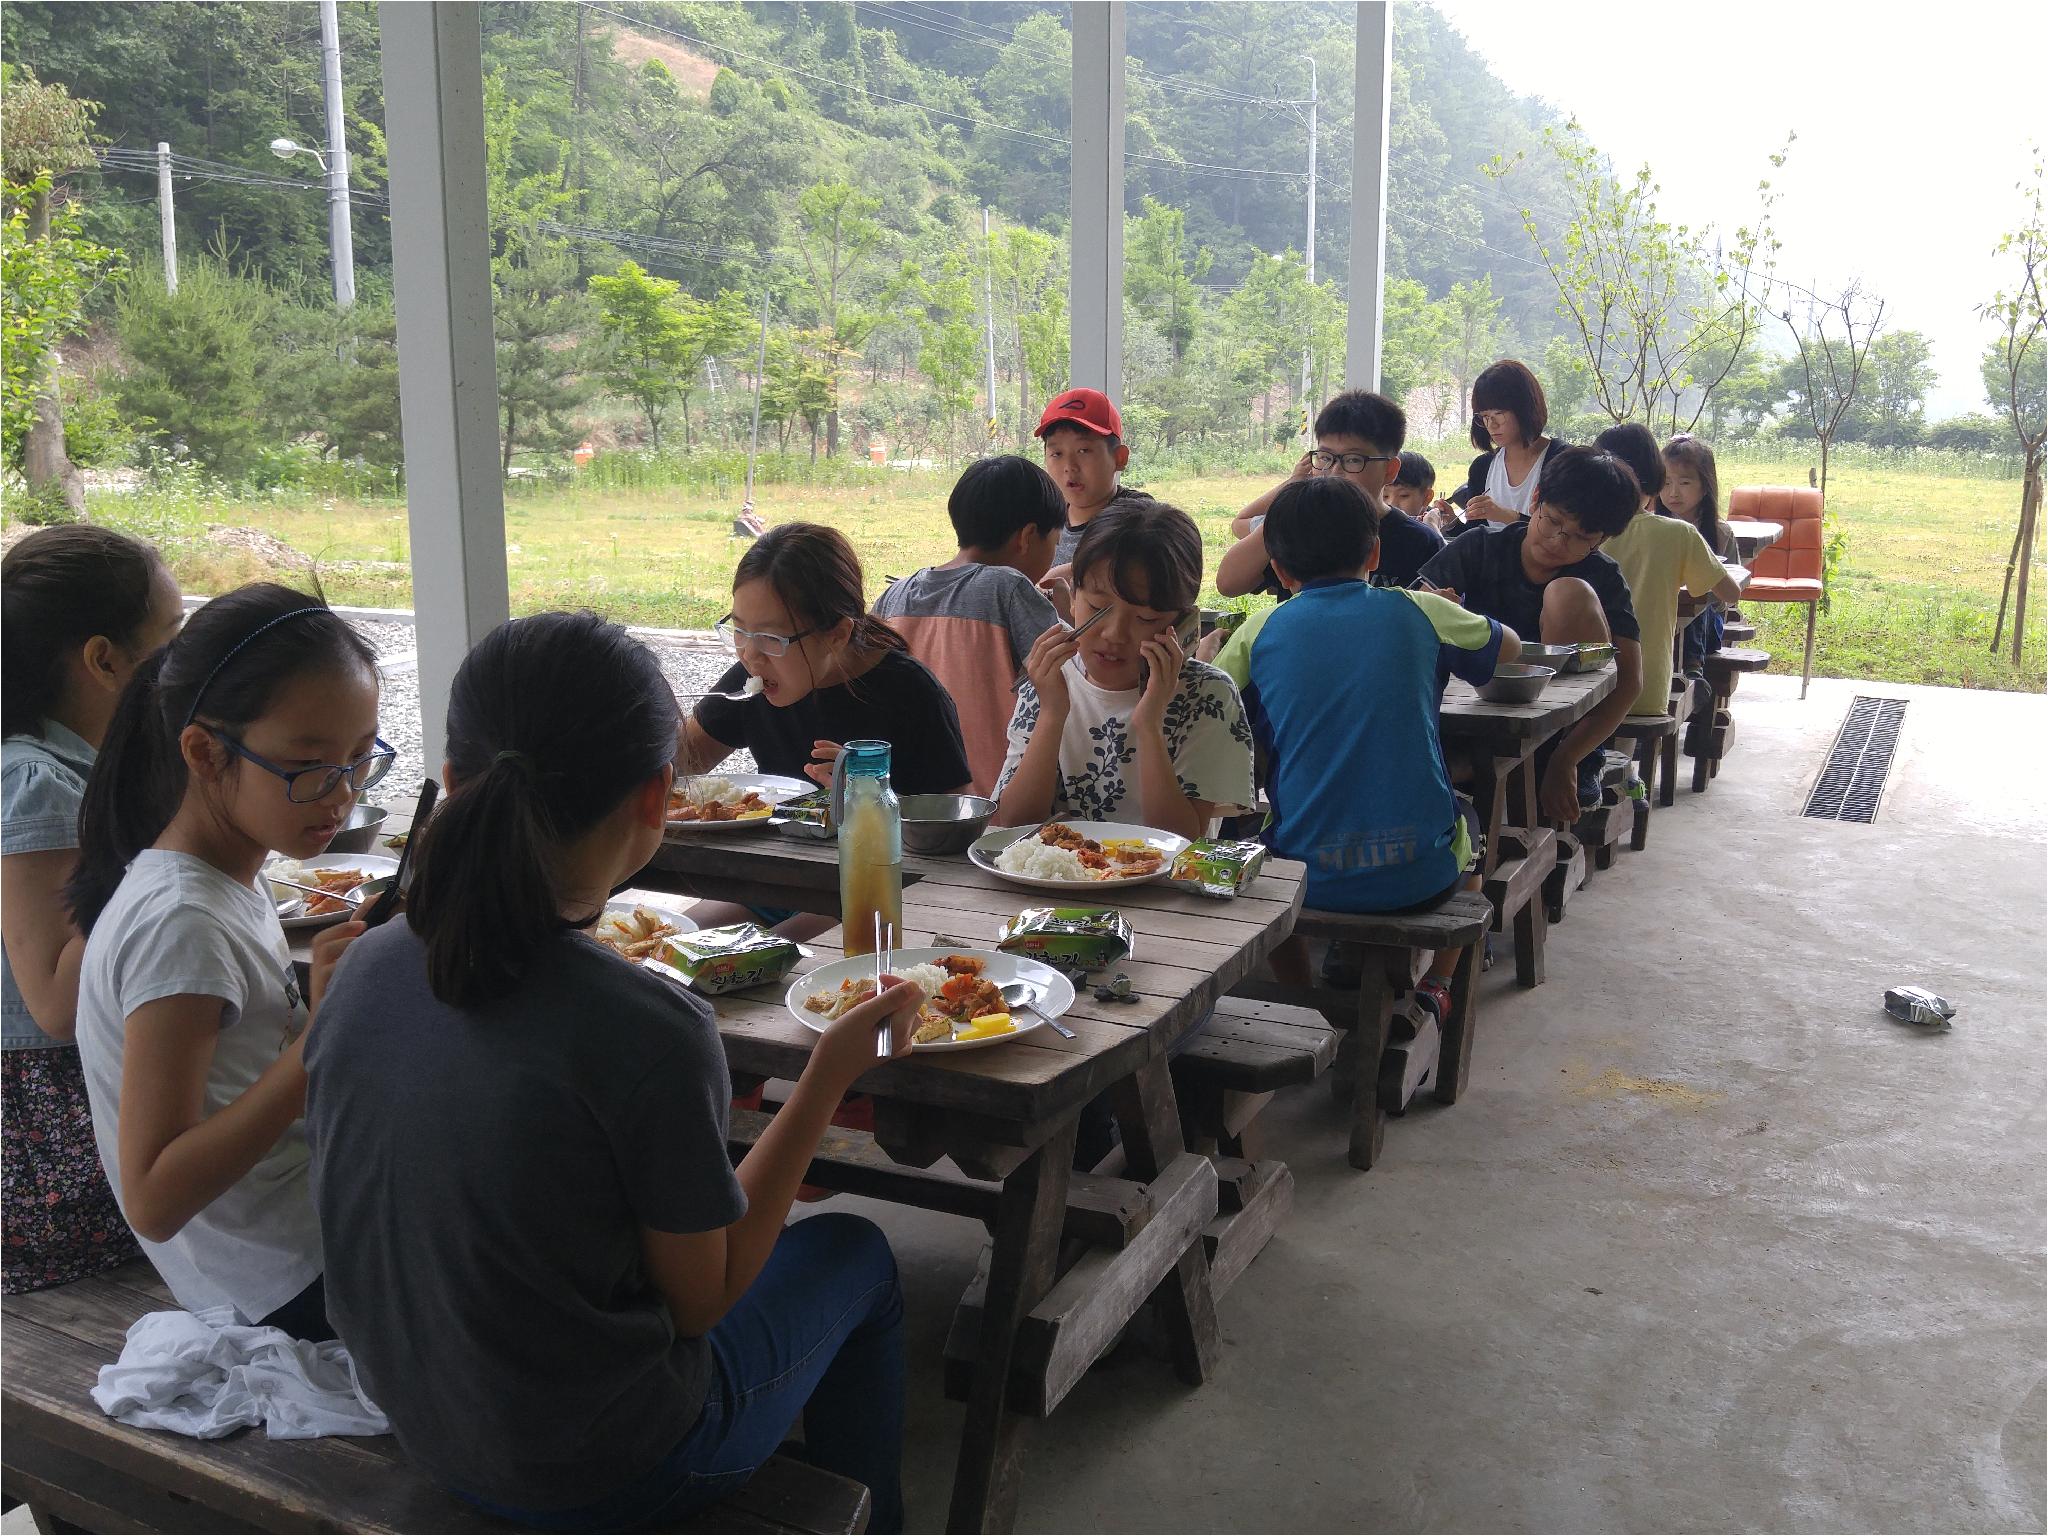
[1348,1,1392,390]
[378,1,508,774]
[1069,1,1125,399]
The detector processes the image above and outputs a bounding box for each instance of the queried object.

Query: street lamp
[270,136,328,172]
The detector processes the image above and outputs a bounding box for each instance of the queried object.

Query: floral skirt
[2,1045,140,1293]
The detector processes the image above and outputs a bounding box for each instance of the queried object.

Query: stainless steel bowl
[1476,663,1556,704]
[898,794,996,855]
[1516,643,1575,668]
[327,803,390,853]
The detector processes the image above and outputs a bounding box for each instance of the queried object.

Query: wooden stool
[1231,892,1492,1171]
[1693,646,1772,789]
[1611,714,1680,847]
[1171,996,1339,1160]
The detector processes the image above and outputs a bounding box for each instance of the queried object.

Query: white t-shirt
[1485,440,1553,520]
[993,654,1255,823]
[76,849,321,1323]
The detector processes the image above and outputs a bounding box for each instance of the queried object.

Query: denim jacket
[2,721,96,1050]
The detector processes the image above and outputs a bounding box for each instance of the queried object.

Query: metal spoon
[1000,981,1076,1040]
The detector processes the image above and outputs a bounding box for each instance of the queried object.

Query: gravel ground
[359,622,754,794]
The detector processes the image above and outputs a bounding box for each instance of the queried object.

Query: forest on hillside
[2,0,2024,503]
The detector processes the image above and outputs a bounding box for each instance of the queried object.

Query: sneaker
[1413,976,1452,1027]
[1576,756,1603,810]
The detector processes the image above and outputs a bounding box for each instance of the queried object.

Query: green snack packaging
[774,788,832,840]
[1166,838,1267,898]
[654,923,807,996]
[997,906,1134,978]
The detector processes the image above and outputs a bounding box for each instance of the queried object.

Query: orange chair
[1728,485,1823,697]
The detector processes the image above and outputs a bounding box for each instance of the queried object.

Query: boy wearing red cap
[1034,388,1154,580]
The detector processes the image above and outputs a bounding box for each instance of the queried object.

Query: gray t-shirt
[304,920,744,1512]
[3,721,97,1050]
[75,849,320,1322]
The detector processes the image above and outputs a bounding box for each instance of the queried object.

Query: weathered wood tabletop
[1731,520,1784,561]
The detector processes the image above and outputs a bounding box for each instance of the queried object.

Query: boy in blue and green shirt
[1215,477,1520,1019]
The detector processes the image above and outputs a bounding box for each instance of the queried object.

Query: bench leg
[1692,739,1711,793]
[1630,734,1654,852]
[1347,961,1394,1170]
[946,1120,1077,1534]
[1110,1060,1220,1388]
[1433,938,1480,1106]
[1660,729,1678,807]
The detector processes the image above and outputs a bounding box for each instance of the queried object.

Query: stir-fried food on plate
[288,867,371,915]
[592,907,683,960]
[802,954,1015,1045]
[995,822,1167,881]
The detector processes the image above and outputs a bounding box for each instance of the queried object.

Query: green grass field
[26,444,2045,692]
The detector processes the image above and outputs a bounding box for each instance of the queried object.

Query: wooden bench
[1230,891,1493,1171]
[1693,646,1772,790]
[1170,995,1340,1160]
[3,1264,872,1535]
[1566,748,1635,883]
[1610,713,1680,846]
[1722,617,1758,644]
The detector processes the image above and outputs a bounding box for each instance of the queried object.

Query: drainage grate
[1802,696,1907,823]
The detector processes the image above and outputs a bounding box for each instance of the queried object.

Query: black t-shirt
[1253,504,1445,600]
[304,922,743,1511]
[696,649,972,794]
[1417,520,1640,645]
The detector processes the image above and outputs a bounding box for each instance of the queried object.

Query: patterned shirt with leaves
[993,654,1256,823]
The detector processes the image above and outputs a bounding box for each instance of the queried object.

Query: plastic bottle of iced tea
[835,740,902,957]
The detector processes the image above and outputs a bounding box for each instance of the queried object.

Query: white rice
[899,962,951,999]
[994,838,1093,881]
[679,775,748,808]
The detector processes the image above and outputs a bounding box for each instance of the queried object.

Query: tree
[114,256,274,479]
[1492,120,1786,434]
[1380,277,1449,411]
[1778,279,1886,510]
[1125,198,1211,365]
[1441,276,1507,426]
[1,67,108,513]
[997,223,1068,443]
[903,246,979,458]
[495,244,593,475]
[794,180,884,458]
[1841,330,1936,445]
[1981,152,2047,662]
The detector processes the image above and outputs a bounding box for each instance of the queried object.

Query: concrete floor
[870,673,2047,1532]
[11,675,2039,1533]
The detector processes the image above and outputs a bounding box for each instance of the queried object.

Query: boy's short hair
[1070,500,1201,613]
[1534,445,1641,538]
[1265,477,1380,582]
[1469,360,1549,450]
[947,455,1066,550]
[1393,450,1435,491]
[1592,423,1665,499]
[1314,389,1405,451]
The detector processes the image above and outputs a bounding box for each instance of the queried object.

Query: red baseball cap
[1035,388,1122,440]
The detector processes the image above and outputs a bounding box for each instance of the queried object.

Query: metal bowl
[1476,663,1556,704]
[898,794,996,855]
[1516,643,1576,668]
[327,803,390,853]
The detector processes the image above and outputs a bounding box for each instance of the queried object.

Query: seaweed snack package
[997,906,1134,979]
[1166,839,1267,899]
[655,923,808,996]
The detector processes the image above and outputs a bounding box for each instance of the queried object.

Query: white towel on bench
[91,1308,389,1439]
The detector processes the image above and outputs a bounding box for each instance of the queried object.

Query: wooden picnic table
[299,798,1305,1533]
[1731,520,1784,562]
[1437,664,1617,985]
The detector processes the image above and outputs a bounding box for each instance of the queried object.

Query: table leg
[945,1119,1078,1535]
[1108,1059,1221,1386]
[1506,754,1549,988]
[1467,754,1510,877]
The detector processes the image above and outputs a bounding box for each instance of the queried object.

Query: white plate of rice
[264,853,400,931]
[665,773,812,834]
[969,821,1190,892]
[784,946,1075,1053]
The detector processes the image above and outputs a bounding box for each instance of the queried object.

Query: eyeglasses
[715,615,818,659]
[1313,450,1400,474]
[1531,505,1604,550]
[205,730,396,804]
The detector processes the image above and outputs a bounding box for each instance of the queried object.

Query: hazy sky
[1424,0,2044,419]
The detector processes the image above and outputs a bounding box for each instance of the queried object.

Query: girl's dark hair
[407,612,679,1006]
[1659,433,1722,545]
[1592,422,1665,500]
[1469,360,1549,451]
[733,522,907,661]
[1266,477,1379,582]
[68,583,376,933]
[1071,501,1202,614]
[3,526,168,739]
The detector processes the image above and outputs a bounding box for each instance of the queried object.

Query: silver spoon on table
[1000,981,1076,1040]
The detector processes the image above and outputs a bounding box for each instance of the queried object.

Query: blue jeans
[481,1213,906,1533]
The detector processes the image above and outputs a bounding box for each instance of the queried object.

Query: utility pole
[744,287,772,508]
[1299,55,1317,428]
[156,142,178,293]
[981,206,1000,454]
[318,0,356,309]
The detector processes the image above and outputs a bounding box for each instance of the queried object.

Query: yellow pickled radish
[956,1012,1015,1039]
